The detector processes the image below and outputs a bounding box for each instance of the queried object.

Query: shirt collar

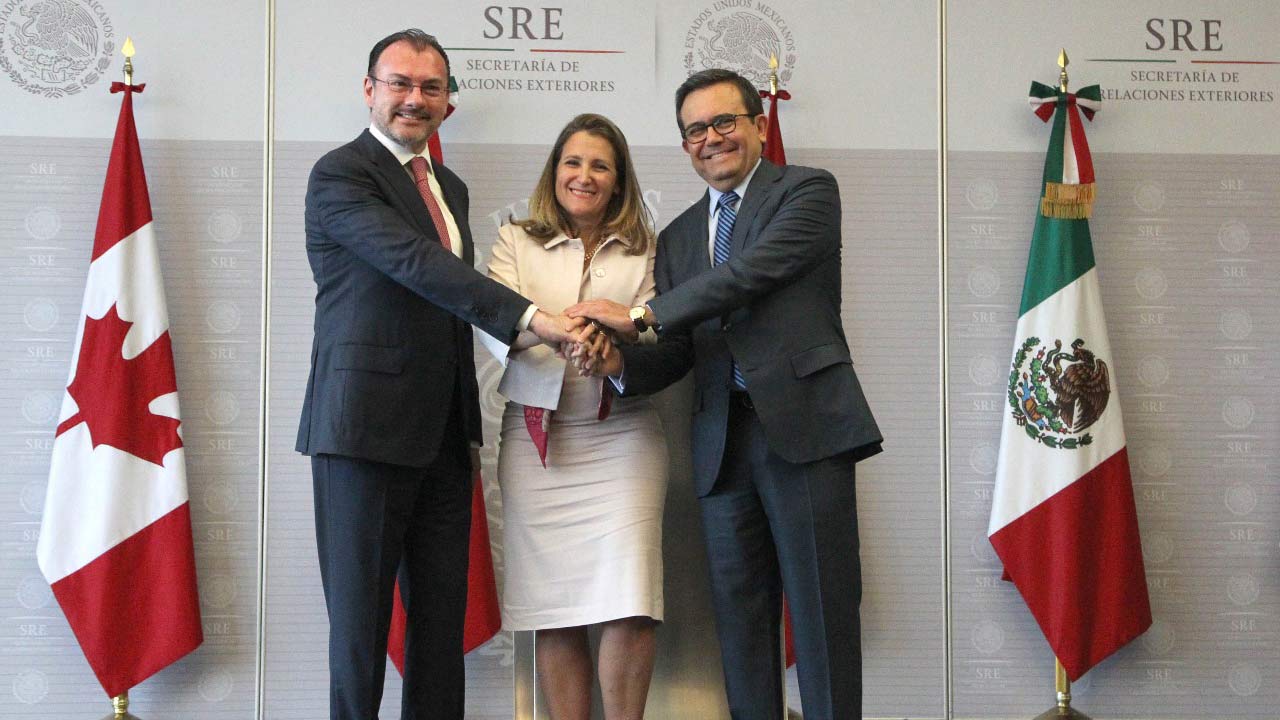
[369,123,433,172]
[707,158,762,214]
[543,230,629,251]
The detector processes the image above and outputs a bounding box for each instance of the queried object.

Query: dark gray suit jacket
[621,160,882,495]
[296,130,530,467]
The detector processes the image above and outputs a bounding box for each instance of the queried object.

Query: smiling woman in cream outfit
[478,113,666,720]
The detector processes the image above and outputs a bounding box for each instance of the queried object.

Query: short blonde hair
[514,113,653,255]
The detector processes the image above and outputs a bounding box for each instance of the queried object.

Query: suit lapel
[689,191,712,273]
[356,130,442,244]
[731,159,781,256]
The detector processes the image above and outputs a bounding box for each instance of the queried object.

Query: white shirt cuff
[516,304,539,332]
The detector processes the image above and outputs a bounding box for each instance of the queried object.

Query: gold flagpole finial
[768,53,779,96]
[122,37,135,85]
[1057,48,1069,92]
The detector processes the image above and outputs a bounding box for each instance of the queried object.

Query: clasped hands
[528,300,636,377]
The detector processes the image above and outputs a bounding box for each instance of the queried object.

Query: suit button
[593,268,605,278]
[723,323,732,332]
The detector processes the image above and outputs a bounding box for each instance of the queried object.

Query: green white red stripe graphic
[1029,82,1099,185]
[988,88,1151,680]
[37,85,202,697]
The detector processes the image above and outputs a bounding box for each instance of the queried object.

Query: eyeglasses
[681,113,754,143]
[368,75,447,99]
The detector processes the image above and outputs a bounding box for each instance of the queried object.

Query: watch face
[630,306,646,330]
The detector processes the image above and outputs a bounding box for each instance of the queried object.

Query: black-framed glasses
[681,113,754,143]
[368,75,447,99]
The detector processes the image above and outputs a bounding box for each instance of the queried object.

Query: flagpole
[102,691,141,720]
[1029,51,1090,720]
[99,36,144,720]
[1031,658,1091,720]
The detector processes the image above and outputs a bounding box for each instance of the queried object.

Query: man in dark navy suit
[296,29,579,720]
[570,69,883,719]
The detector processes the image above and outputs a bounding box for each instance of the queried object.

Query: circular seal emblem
[1227,663,1261,697]
[1136,355,1170,389]
[0,0,114,98]
[199,574,238,609]
[968,355,1001,387]
[205,389,240,426]
[24,206,60,240]
[1007,337,1109,449]
[1219,308,1252,341]
[16,576,52,609]
[1224,483,1257,516]
[21,390,58,425]
[20,480,45,515]
[1221,396,1254,430]
[1133,182,1165,212]
[684,4,795,88]
[1135,442,1171,478]
[965,179,998,211]
[205,300,241,334]
[969,532,999,565]
[1134,267,1168,300]
[12,670,48,704]
[1139,618,1174,656]
[968,442,997,476]
[966,266,999,298]
[206,209,242,244]
[23,298,58,332]
[971,620,1004,655]
[1227,574,1259,607]
[203,480,238,515]
[1141,532,1173,565]
[197,668,234,702]
[1217,220,1250,254]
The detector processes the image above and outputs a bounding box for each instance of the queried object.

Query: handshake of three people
[527,299,637,378]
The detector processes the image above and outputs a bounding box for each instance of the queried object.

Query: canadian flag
[37,82,203,697]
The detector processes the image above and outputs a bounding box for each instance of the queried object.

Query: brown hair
[514,113,653,255]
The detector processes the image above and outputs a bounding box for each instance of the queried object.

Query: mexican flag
[987,81,1151,681]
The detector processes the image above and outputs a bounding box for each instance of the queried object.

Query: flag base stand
[1033,704,1092,720]
[101,692,141,719]
[1031,660,1091,720]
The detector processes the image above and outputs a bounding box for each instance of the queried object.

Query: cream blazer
[477,223,657,410]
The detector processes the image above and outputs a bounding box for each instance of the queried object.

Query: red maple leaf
[56,304,183,466]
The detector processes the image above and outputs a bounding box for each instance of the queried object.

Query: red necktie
[408,156,453,252]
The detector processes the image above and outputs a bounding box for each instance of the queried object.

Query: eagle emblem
[0,0,113,98]
[1007,336,1109,450]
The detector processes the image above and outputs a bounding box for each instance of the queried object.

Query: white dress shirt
[369,124,539,331]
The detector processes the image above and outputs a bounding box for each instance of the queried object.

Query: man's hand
[528,310,586,345]
[565,299,639,343]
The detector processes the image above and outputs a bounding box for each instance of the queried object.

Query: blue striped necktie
[714,191,747,390]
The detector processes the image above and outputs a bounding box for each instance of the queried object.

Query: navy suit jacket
[621,160,882,495]
[296,130,530,467]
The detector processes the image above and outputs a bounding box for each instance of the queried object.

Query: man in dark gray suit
[569,68,882,719]
[297,29,579,720]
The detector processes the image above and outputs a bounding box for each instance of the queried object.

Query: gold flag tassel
[1040,181,1095,219]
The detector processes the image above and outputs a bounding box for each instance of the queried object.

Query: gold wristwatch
[629,305,650,332]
